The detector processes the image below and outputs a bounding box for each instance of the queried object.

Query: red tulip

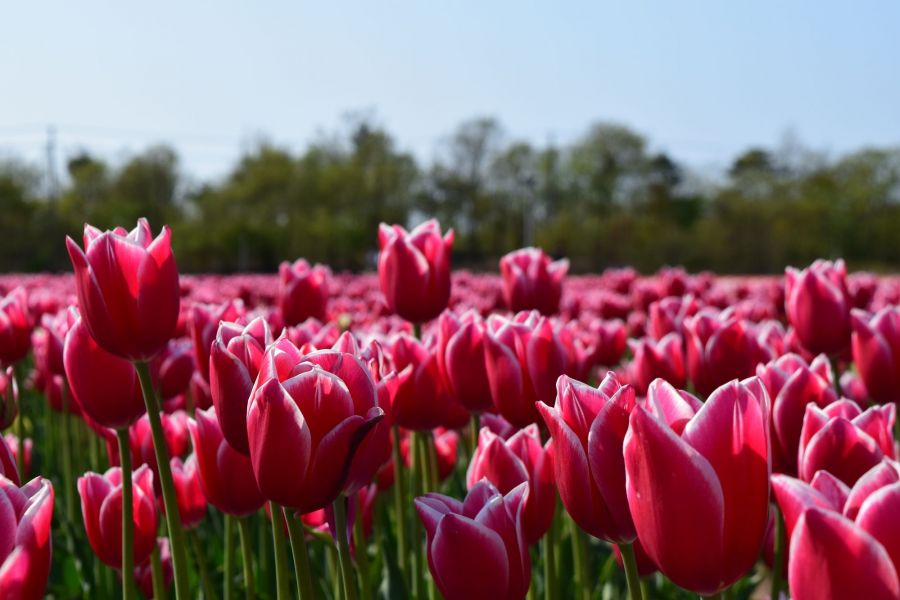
[647,294,701,340]
[188,407,265,517]
[0,367,18,430]
[785,260,852,356]
[537,373,636,542]
[0,476,54,599]
[850,306,900,404]
[415,480,531,600]
[188,300,245,381]
[626,333,685,396]
[151,339,195,401]
[5,435,31,482]
[797,400,896,486]
[467,424,555,544]
[0,287,32,364]
[624,377,770,595]
[499,247,568,315]
[170,455,206,529]
[130,411,190,493]
[246,341,385,512]
[278,259,330,325]
[78,465,158,569]
[64,316,145,430]
[436,310,494,413]
[684,308,773,396]
[209,317,272,454]
[31,308,75,379]
[0,431,18,485]
[378,220,454,323]
[387,333,468,430]
[485,311,568,428]
[135,538,172,599]
[584,318,628,368]
[772,462,900,599]
[66,219,180,361]
[757,353,838,474]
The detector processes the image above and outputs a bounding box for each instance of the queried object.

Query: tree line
[1,116,899,274]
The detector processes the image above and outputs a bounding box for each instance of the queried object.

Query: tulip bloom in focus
[64,316,146,430]
[797,399,895,486]
[467,424,555,543]
[0,475,54,599]
[415,480,531,600]
[624,377,770,595]
[378,220,454,323]
[78,466,158,569]
[437,310,494,413]
[499,247,568,315]
[209,317,272,454]
[785,260,852,356]
[537,373,636,542]
[188,407,265,516]
[66,218,180,361]
[773,461,900,600]
[756,353,838,474]
[247,341,385,512]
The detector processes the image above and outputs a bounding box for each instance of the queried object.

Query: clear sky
[2,1,898,181]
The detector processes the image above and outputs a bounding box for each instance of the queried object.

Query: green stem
[117,428,137,600]
[617,542,644,600]
[60,384,75,522]
[224,515,235,600]
[542,518,557,600]
[569,519,590,600]
[410,433,425,597]
[830,356,842,398]
[134,361,191,599]
[332,497,358,600]
[390,426,407,573]
[14,368,24,479]
[284,507,317,599]
[771,507,785,600]
[236,517,256,600]
[190,529,219,600]
[426,432,439,491]
[269,503,291,600]
[353,496,371,600]
[468,413,480,461]
[151,543,167,600]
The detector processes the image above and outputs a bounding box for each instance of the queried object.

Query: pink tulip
[624,377,770,595]
[785,260,852,355]
[278,259,330,325]
[415,480,530,600]
[850,306,900,404]
[499,247,568,315]
[536,373,636,542]
[467,424,555,543]
[0,475,54,599]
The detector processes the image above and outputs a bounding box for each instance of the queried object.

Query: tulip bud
[78,465,158,569]
[0,475,55,598]
[467,424,555,544]
[0,287,32,364]
[499,247,568,315]
[378,220,454,323]
[66,219,180,361]
[624,377,771,595]
[785,260,852,356]
[850,306,900,405]
[188,407,265,517]
[415,481,531,600]
[278,259,330,325]
[171,455,207,529]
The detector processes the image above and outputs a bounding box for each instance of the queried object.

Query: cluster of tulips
[0,217,899,599]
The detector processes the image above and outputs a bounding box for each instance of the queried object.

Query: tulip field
[1,218,900,600]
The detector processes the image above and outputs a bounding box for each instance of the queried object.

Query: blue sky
[1,1,898,181]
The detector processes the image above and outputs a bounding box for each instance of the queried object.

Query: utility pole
[46,125,58,200]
